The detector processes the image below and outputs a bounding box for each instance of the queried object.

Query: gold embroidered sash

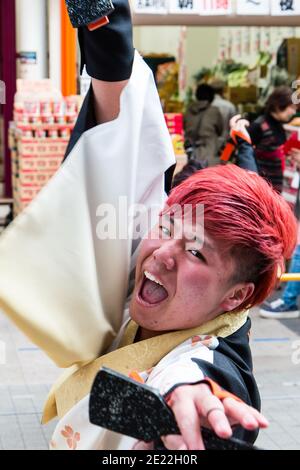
[42,310,248,424]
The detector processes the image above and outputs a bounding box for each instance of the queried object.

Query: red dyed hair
[167,165,297,312]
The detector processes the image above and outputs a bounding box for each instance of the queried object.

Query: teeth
[144,271,164,287]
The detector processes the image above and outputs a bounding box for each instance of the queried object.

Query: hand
[230,114,251,142]
[288,147,300,165]
[133,382,269,451]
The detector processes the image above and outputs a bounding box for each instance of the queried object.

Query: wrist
[78,0,134,82]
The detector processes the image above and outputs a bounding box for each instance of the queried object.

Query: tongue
[141,279,168,304]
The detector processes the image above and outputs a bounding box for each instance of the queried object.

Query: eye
[188,250,207,264]
[159,225,171,238]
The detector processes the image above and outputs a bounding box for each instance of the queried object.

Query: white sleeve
[0,51,176,368]
[146,337,218,396]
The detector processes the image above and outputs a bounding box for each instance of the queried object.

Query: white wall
[133,26,182,57]
[15,0,48,79]
[133,26,219,86]
[186,27,219,86]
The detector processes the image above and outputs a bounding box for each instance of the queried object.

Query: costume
[0,2,260,449]
[50,313,259,450]
[0,51,174,367]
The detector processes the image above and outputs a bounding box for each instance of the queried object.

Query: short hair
[166,165,297,312]
[210,80,226,95]
[265,86,293,114]
[196,84,215,104]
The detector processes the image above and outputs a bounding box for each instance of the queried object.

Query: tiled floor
[0,307,300,450]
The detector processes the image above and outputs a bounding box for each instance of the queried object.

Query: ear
[220,283,255,312]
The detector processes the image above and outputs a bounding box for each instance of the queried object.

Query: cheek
[136,235,159,269]
[177,265,226,302]
[178,266,213,298]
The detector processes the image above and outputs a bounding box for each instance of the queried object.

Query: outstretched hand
[133,382,268,450]
[230,114,251,142]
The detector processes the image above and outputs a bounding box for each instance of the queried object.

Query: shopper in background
[211,80,236,147]
[249,86,297,193]
[184,84,223,167]
[179,114,258,179]
[220,114,259,172]
[260,147,300,319]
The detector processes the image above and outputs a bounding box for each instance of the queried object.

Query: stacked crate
[10,82,82,215]
[164,112,187,174]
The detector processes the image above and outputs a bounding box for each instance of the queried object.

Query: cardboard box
[227,86,258,105]
[277,38,300,78]
[17,138,68,156]
[17,170,54,186]
[18,154,63,172]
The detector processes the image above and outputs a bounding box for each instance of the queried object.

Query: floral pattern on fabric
[191,335,219,350]
[51,334,219,449]
[60,425,81,449]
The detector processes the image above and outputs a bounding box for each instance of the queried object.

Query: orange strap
[164,377,243,406]
[220,128,252,163]
[88,16,110,31]
[230,128,252,146]
[220,142,235,162]
[128,370,145,384]
[202,377,243,403]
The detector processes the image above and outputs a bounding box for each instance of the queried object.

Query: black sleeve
[190,354,260,444]
[63,85,96,161]
[248,121,262,147]
[164,320,261,444]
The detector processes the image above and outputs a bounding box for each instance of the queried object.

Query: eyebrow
[167,215,215,251]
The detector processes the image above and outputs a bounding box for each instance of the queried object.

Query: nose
[153,240,179,271]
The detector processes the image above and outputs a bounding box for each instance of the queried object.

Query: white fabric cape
[0,52,175,367]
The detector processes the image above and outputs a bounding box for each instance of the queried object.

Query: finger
[224,398,269,428]
[242,406,269,428]
[230,114,242,128]
[133,440,154,450]
[161,435,187,451]
[206,409,233,439]
[223,398,261,431]
[237,119,250,128]
[195,394,231,439]
[170,390,205,450]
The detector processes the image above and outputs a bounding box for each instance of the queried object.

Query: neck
[270,112,281,122]
[135,327,169,342]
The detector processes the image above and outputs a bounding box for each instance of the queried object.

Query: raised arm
[91,79,129,124]
[77,0,134,123]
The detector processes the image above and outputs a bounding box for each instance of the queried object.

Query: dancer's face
[130,211,254,340]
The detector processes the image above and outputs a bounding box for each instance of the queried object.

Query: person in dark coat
[184,84,224,167]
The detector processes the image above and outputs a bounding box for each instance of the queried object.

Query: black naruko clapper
[65,0,115,28]
[89,367,262,450]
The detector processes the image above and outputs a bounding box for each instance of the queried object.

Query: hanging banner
[168,0,201,14]
[201,0,232,15]
[236,0,270,15]
[178,26,187,97]
[133,0,168,14]
[271,0,300,15]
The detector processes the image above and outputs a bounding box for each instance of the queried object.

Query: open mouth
[137,271,169,307]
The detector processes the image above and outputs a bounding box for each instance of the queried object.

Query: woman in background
[249,86,296,193]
